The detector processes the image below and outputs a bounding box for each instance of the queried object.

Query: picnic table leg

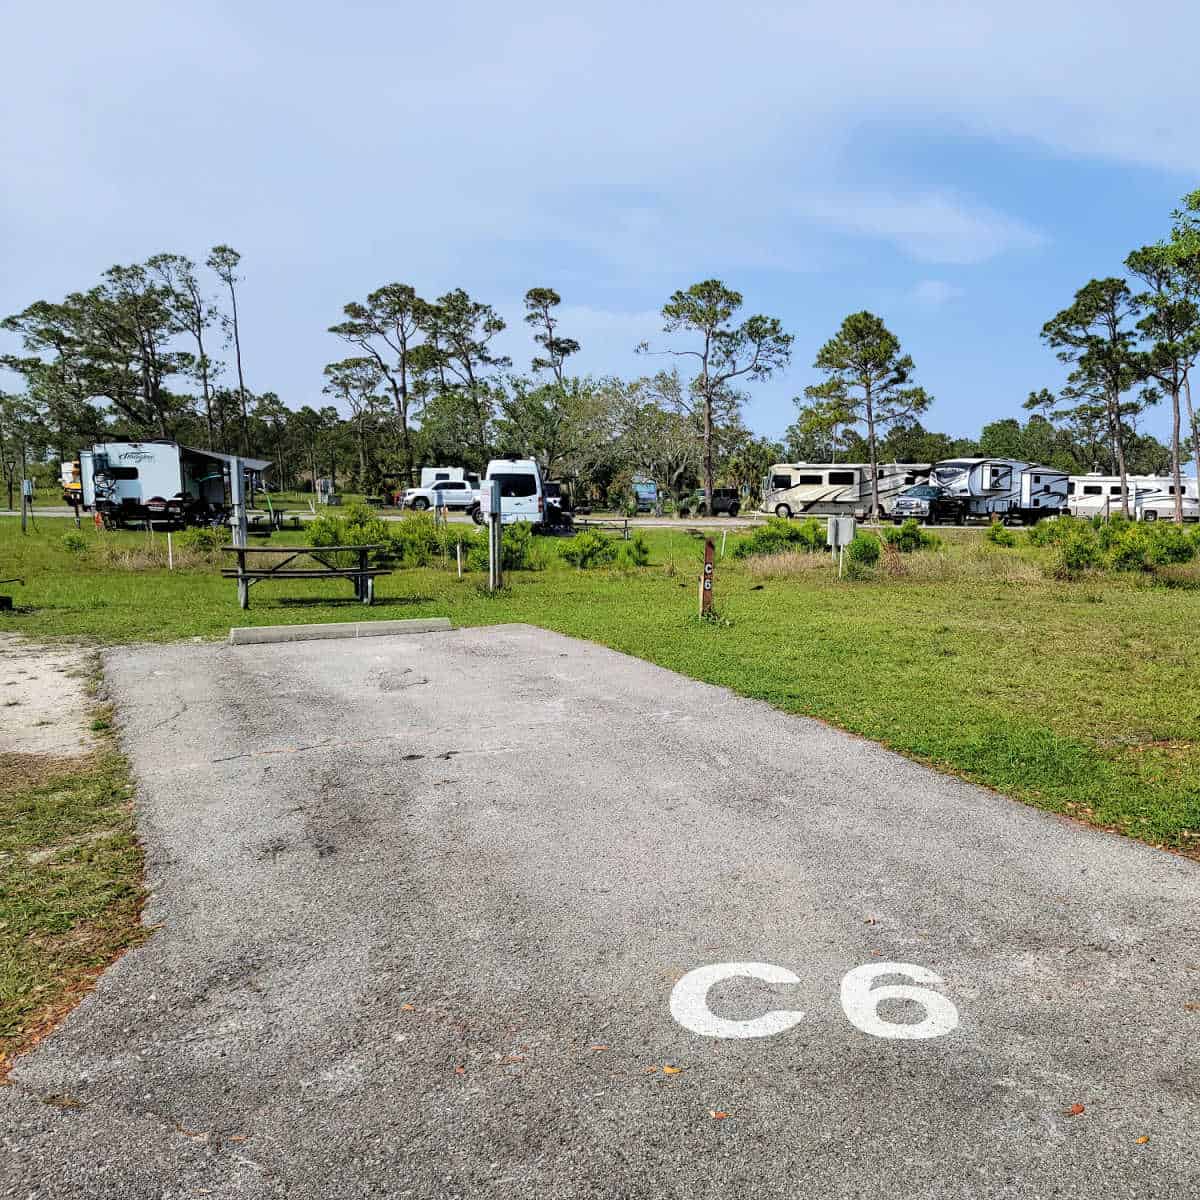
[238,577,249,610]
[365,577,374,605]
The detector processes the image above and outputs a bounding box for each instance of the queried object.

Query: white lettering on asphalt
[670,960,960,1040]
[839,962,959,1040]
[669,962,805,1039]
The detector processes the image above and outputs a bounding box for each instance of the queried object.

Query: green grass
[0,742,147,1071]
[3,517,1199,857]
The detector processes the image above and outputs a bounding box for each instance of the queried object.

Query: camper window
[986,466,1011,490]
[794,473,822,484]
[827,471,855,485]
[493,472,537,498]
[108,466,139,480]
[1083,485,1102,495]
[1109,486,1122,495]
[771,474,792,489]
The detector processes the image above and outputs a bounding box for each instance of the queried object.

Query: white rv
[760,462,930,519]
[928,458,1068,523]
[1068,473,1199,522]
[419,465,481,489]
[80,440,270,526]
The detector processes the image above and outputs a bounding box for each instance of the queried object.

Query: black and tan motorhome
[760,462,930,519]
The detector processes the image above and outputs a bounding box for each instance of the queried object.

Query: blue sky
[3,0,1198,444]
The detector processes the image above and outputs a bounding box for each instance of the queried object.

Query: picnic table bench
[246,508,303,535]
[572,517,631,540]
[221,544,391,610]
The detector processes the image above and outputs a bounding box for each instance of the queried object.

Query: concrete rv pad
[3,624,1198,1199]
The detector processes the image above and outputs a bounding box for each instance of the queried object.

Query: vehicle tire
[412,497,429,511]
[774,504,792,519]
[470,506,484,526]
[893,517,904,525]
[1142,509,1158,523]
[728,501,740,517]
[955,511,966,526]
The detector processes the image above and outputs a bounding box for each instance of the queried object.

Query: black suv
[679,488,741,517]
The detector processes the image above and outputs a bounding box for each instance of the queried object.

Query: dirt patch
[0,635,93,758]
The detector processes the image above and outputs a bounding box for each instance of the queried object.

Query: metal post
[456,540,463,579]
[229,458,248,548]
[20,478,32,534]
[485,479,503,591]
[167,531,174,570]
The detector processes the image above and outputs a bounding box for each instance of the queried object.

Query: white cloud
[801,191,1045,265]
[909,280,965,307]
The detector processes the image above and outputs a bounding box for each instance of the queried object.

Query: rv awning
[181,446,273,472]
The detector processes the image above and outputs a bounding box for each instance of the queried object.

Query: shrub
[1145,523,1196,566]
[561,529,619,569]
[845,533,880,567]
[466,522,543,572]
[625,531,651,567]
[1107,528,1151,572]
[881,518,941,553]
[389,512,442,567]
[1027,515,1077,547]
[1052,525,1101,576]
[732,516,823,559]
[61,531,89,554]
[309,503,391,566]
[1095,513,1133,551]
[985,522,1017,548]
[175,526,224,554]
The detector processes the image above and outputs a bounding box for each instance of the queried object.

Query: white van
[475,458,545,527]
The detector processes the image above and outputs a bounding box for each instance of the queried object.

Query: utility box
[826,516,856,548]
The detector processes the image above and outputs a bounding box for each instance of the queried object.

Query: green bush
[466,522,543,572]
[61,531,89,554]
[732,516,824,559]
[1107,528,1151,572]
[389,512,442,567]
[561,529,619,569]
[1095,513,1133,550]
[175,526,224,554]
[881,518,941,553]
[625,531,651,567]
[1053,525,1101,576]
[985,522,1017,548]
[309,503,392,566]
[1027,515,1078,547]
[845,533,880,567]
[1145,523,1196,566]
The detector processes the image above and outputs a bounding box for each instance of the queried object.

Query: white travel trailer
[419,465,480,489]
[79,440,270,526]
[1068,473,1199,522]
[760,462,930,519]
[928,458,1068,523]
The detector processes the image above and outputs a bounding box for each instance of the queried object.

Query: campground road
[3,625,1198,1199]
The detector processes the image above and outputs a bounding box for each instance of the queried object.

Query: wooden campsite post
[699,538,715,617]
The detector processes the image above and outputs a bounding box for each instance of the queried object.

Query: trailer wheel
[412,497,429,511]
[728,501,740,517]
[955,511,966,526]
[774,504,792,519]
[1142,509,1158,523]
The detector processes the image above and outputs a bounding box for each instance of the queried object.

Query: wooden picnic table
[221,544,391,610]
[572,517,630,540]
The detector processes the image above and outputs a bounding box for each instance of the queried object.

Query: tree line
[2,191,1198,517]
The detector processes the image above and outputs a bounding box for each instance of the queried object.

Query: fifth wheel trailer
[928,458,1068,523]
